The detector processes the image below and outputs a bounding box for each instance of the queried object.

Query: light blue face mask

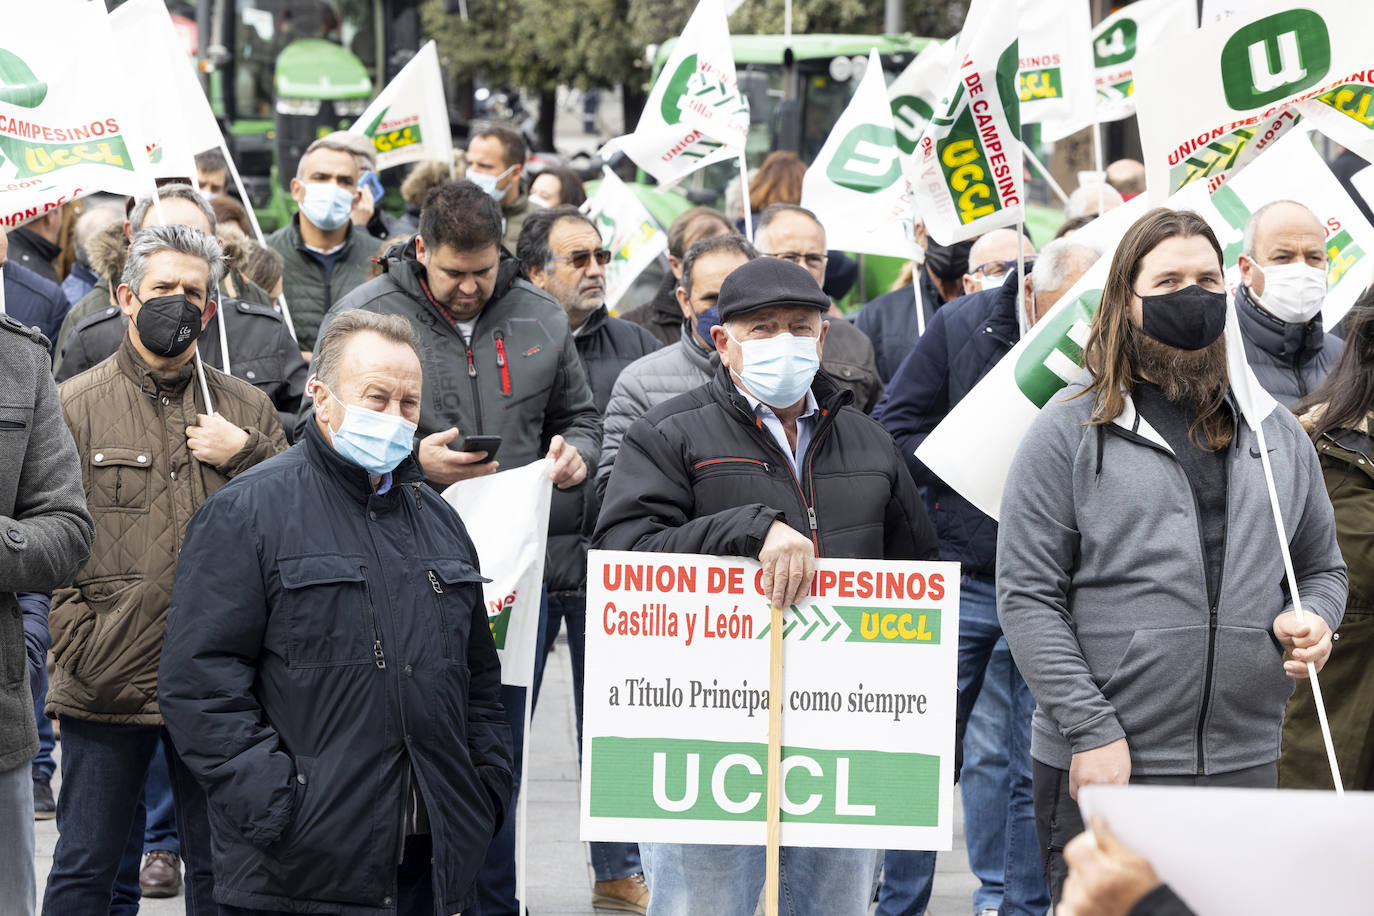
[466,165,515,203]
[727,328,821,408]
[299,181,355,231]
[321,385,417,476]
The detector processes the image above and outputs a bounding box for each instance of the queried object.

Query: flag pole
[216,140,299,343]
[764,602,784,916]
[739,151,754,243]
[1093,122,1105,214]
[1015,218,1028,338]
[1021,142,1070,207]
[0,266,6,315]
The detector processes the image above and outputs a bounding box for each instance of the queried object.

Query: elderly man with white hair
[871,237,1101,916]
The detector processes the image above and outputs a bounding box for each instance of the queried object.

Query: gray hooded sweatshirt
[997,377,1346,776]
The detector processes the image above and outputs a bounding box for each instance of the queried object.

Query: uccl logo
[1220,9,1330,110]
[1094,18,1137,67]
[0,49,48,108]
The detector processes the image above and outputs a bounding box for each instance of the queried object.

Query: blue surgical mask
[300,182,355,231]
[466,165,515,203]
[321,385,417,476]
[727,328,821,409]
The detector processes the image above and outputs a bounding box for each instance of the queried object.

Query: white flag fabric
[888,40,958,159]
[582,169,669,311]
[0,1,158,228]
[801,49,917,259]
[1040,0,1197,142]
[442,459,553,688]
[1136,0,1366,199]
[1201,0,1245,24]
[350,42,452,172]
[1016,0,1096,126]
[109,0,200,181]
[1296,81,1374,166]
[601,0,749,186]
[908,0,1024,245]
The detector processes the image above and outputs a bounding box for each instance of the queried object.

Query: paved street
[37,634,981,914]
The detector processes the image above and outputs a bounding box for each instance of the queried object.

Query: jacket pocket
[1097,625,1208,754]
[691,457,776,477]
[89,447,154,512]
[54,576,143,681]
[277,554,375,669]
[1208,625,1292,766]
[425,558,489,662]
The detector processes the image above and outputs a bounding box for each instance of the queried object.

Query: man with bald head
[1235,199,1341,408]
[963,228,1038,297]
[872,237,1100,916]
[1105,159,1146,200]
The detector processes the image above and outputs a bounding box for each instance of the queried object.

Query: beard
[1127,325,1230,414]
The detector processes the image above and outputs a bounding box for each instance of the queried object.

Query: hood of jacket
[378,234,527,306]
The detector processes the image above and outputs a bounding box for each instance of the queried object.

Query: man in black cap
[594,258,938,916]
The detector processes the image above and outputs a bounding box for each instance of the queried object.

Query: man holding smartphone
[313,178,602,916]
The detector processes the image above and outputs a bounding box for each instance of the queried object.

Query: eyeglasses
[552,249,613,270]
[971,258,1035,278]
[767,251,829,270]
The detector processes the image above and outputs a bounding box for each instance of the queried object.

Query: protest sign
[1079,786,1374,914]
[601,0,749,186]
[1297,80,1374,166]
[0,1,157,228]
[583,168,669,311]
[580,550,960,850]
[350,41,452,172]
[1016,0,1095,126]
[908,0,1024,245]
[1040,0,1197,142]
[109,0,200,181]
[888,40,957,157]
[1136,0,1368,198]
[441,459,552,688]
[801,49,917,259]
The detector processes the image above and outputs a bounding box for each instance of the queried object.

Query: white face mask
[1255,261,1327,324]
[726,328,821,409]
[978,272,1007,291]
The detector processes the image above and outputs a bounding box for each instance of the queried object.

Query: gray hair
[121,225,226,296]
[1031,238,1102,296]
[680,233,757,300]
[1065,183,1124,221]
[129,183,216,233]
[1242,199,1313,258]
[297,135,363,180]
[312,311,420,391]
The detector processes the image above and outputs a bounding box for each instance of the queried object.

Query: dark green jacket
[266,215,376,351]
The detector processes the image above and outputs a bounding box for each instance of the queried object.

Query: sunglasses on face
[553,249,613,269]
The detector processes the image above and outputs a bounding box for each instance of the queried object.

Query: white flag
[1016,0,1096,126]
[0,1,158,227]
[908,0,1024,245]
[442,459,553,688]
[801,49,917,259]
[1136,0,1365,199]
[888,40,958,160]
[1040,0,1197,142]
[350,42,452,172]
[1296,81,1374,167]
[1201,0,1245,24]
[108,0,200,182]
[601,0,749,186]
[582,169,670,311]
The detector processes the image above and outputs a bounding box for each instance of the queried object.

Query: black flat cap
[717,258,830,323]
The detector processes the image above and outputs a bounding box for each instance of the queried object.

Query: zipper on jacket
[463,338,487,433]
[692,457,772,473]
[359,566,387,669]
[428,570,444,594]
[1182,440,1231,777]
[494,330,512,396]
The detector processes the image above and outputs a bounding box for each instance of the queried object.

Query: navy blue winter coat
[4,261,69,355]
[872,274,1021,578]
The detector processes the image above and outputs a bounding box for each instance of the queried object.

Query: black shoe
[33,777,55,820]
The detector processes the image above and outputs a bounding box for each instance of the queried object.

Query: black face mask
[133,293,204,358]
[923,238,975,283]
[1139,285,1228,351]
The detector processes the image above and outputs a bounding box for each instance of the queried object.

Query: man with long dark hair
[997,208,1348,905]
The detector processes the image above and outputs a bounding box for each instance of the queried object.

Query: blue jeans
[544,593,642,883]
[876,575,1047,916]
[142,737,180,855]
[2,762,36,916]
[963,641,1013,913]
[32,666,54,781]
[471,588,550,916]
[641,843,879,916]
[41,718,217,916]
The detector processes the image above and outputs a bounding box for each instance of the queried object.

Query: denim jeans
[32,667,54,781]
[641,843,879,916]
[1,762,37,916]
[544,592,642,883]
[41,718,217,916]
[471,588,550,916]
[142,736,180,855]
[876,575,1047,916]
[962,641,1013,913]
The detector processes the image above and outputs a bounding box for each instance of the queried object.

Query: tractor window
[230,1,373,117]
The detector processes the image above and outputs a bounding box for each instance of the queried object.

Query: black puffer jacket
[1236,283,1343,408]
[855,266,948,383]
[594,366,937,562]
[546,307,659,596]
[160,421,513,915]
[873,276,1020,577]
